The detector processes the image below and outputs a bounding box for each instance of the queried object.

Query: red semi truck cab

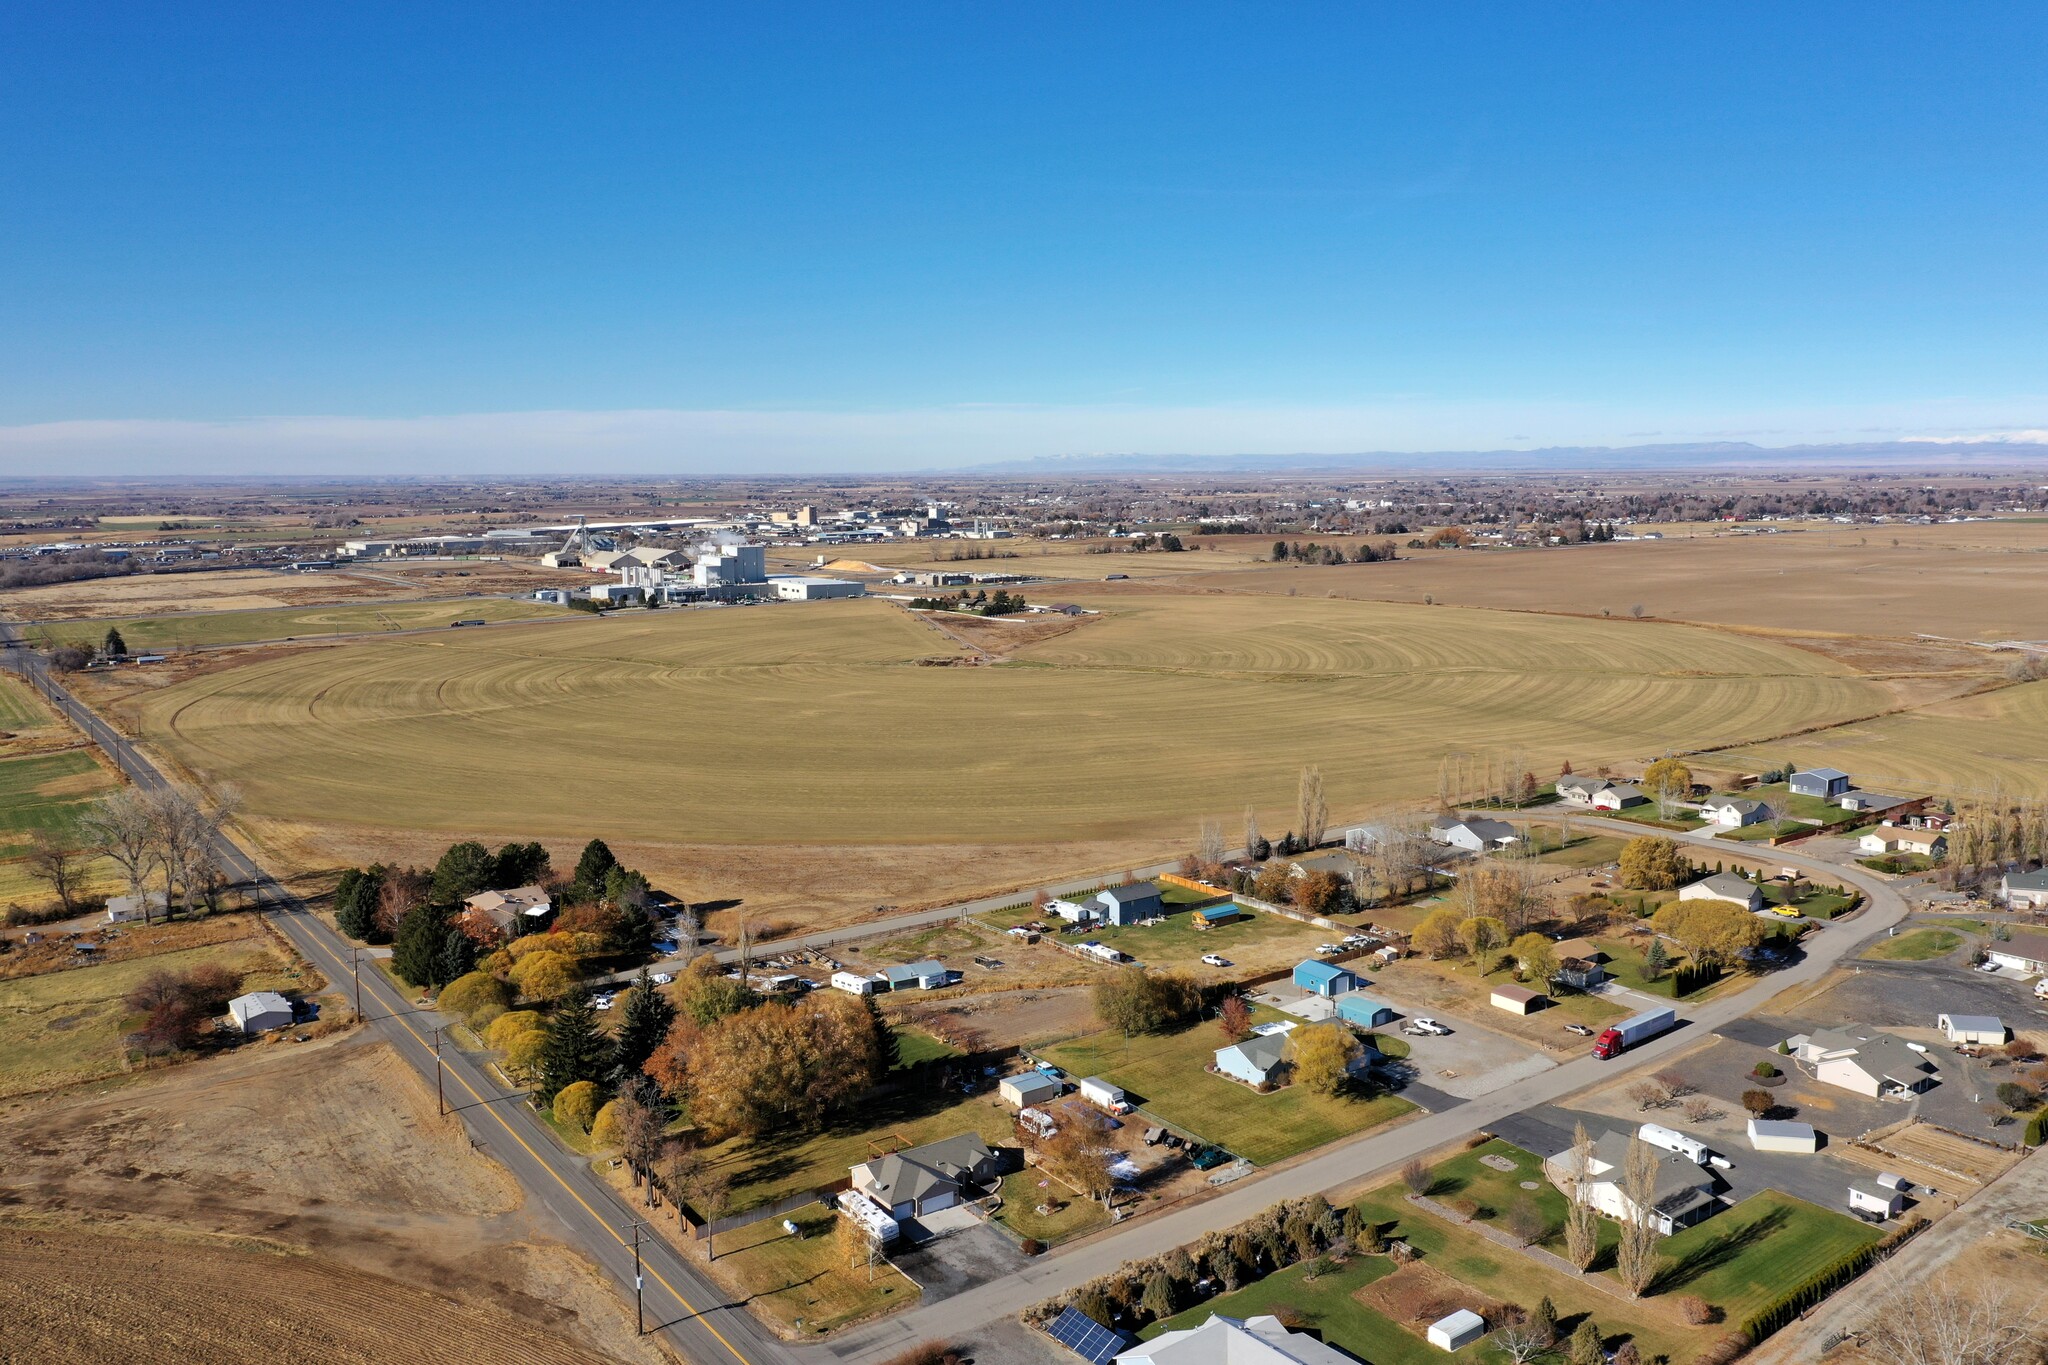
[1592,1006,1677,1059]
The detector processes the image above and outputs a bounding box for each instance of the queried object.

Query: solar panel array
[1044,1306,1130,1365]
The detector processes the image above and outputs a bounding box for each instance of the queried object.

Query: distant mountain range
[954,440,2048,476]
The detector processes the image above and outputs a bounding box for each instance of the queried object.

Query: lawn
[1864,928,1964,962]
[0,939,293,1097]
[891,1026,961,1069]
[33,597,572,650]
[1603,804,1706,831]
[1715,818,1809,843]
[1425,1138,1568,1238]
[1859,852,1934,875]
[1918,916,1989,935]
[1641,1190,1881,1325]
[1528,831,1627,869]
[698,1089,1020,1215]
[1761,882,1857,919]
[1733,783,1845,824]
[993,1168,1111,1245]
[0,748,118,858]
[711,1204,917,1335]
[1038,1011,1414,1166]
[1140,1253,1432,1364]
[0,674,58,733]
[1595,936,1703,999]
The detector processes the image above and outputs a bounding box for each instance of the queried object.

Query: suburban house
[1214,1031,1290,1087]
[1679,872,1765,912]
[1114,1314,1358,1365]
[1700,797,1769,828]
[1795,1029,1938,1099]
[1095,882,1165,926]
[849,1134,1006,1219]
[1292,960,1359,997]
[1590,783,1649,811]
[1335,994,1395,1029]
[1858,825,1947,858]
[1999,870,2048,913]
[1984,927,2048,972]
[1543,1130,1721,1235]
[1789,767,1853,799]
[998,1071,1062,1109]
[104,891,168,923]
[459,885,553,942]
[227,991,295,1034]
[1491,984,1544,1014]
[1937,1013,2006,1045]
[1556,775,1645,809]
[879,960,951,991]
[1429,814,1521,853]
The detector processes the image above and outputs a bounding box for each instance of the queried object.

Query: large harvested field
[0,561,589,621]
[0,1033,670,1364]
[1178,522,2048,639]
[31,594,573,649]
[128,595,1891,849]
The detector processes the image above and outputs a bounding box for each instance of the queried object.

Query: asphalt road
[0,649,1920,1365]
[0,626,799,1365]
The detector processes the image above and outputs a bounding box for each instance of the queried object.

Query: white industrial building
[694,544,767,588]
[770,575,865,601]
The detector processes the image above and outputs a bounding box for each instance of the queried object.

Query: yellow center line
[288,911,760,1365]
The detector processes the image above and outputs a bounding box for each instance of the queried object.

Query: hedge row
[1738,1217,1921,1342]
[2025,1108,2048,1148]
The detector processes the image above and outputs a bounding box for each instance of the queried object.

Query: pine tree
[1569,1320,1603,1365]
[1139,1270,1176,1322]
[1643,938,1669,980]
[612,969,677,1082]
[103,626,127,657]
[573,839,618,896]
[538,989,611,1104]
[1530,1296,1558,1347]
[391,904,449,986]
[864,995,901,1071]
[334,865,386,942]
[429,841,494,903]
[434,926,477,986]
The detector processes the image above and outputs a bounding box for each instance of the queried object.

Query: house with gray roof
[1544,1130,1721,1235]
[1796,1029,1937,1099]
[1790,767,1852,798]
[1679,872,1764,912]
[228,991,295,1034]
[1094,882,1165,926]
[1214,1032,1290,1087]
[2000,870,2048,913]
[1429,814,1521,853]
[850,1134,1006,1219]
[1700,797,1768,828]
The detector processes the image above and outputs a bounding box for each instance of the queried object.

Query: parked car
[651,972,674,985]
[1976,961,2003,973]
[1564,1022,1595,1037]
[594,995,616,1012]
[1403,1018,1451,1037]
[1315,943,1342,955]
[1201,954,1231,967]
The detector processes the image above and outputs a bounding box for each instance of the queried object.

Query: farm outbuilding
[999,1071,1061,1109]
[1790,767,1852,798]
[1747,1119,1819,1153]
[1335,994,1395,1029]
[1490,985,1543,1015]
[1426,1310,1486,1352]
[880,960,950,991]
[228,991,294,1034]
[1192,906,1246,929]
[830,970,877,995]
[1292,961,1359,997]
[1937,1013,2006,1045]
[1849,1180,1905,1219]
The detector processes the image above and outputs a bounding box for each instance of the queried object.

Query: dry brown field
[1176,523,2048,639]
[0,560,588,621]
[0,1032,669,1365]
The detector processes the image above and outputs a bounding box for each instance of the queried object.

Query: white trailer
[1638,1122,1710,1164]
[830,970,876,995]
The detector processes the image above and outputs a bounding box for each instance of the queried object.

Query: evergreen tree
[537,989,611,1104]
[612,969,676,1082]
[1530,1296,1558,1347]
[334,865,387,942]
[103,626,127,657]
[434,926,477,986]
[391,904,450,986]
[1568,1320,1603,1365]
[492,841,550,888]
[1139,1270,1176,1322]
[1643,938,1669,980]
[864,995,901,1070]
[573,839,618,897]
[429,841,494,903]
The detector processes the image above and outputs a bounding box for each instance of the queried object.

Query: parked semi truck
[1592,1006,1677,1060]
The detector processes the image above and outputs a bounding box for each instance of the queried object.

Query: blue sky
[4,5,2047,472]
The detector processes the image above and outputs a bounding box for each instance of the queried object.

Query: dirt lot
[890,985,1098,1050]
[0,1032,670,1365]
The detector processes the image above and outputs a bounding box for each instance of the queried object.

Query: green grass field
[0,675,58,733]
[1038,1011,1414,1166]
[993,1168,1111,1245]
[695,1204,916,1334]
[1864,928,1964,961]
[128,594,1890,847]
[890,1027,961,1069]
[1641,1190,1881,1323]
[0,748,118,859]
[34,596,570,650]
[0,939,292,1097]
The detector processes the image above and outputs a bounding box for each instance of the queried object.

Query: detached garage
[1490,985,1544,1015]
[999,1072,1061,1109]
[228,991,295,1034]
[1937,1013,2006,1045]
[1747,1118,1819,1153]
[1336,995,1396,1029]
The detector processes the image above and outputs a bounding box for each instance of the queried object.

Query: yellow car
[1769,904,1803,918]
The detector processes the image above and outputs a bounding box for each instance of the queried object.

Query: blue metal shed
[1336,994,1395,1028]
[1292,960,1358,996]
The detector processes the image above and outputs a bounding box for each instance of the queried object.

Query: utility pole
[433,1025,445,1116]
[629,1220,648,1335]
[352,948,363,1021]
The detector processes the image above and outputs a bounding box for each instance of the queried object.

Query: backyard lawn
[1731,783,1845,824]
[1039,1012,1414,1166]
[1139,1254,1433,1364]
[1864,928,1964,962]
[891,1026,962,1069]
[1638,1190,1881,1324]
[697,1089,1019,1215]
[1529,831,1628,869]
[711,1204,918,1334]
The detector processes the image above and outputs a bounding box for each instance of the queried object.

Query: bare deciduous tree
[1860,1273,2047,1365]
[1198,819,1226,868]
[79,790,161,919]
[1298,767,1329,848]
[1563,1122,1600,1272]
[1243,804,1262,857]
[24,831,86,914]
[1491,1323,1551,1365]
[1615,1136,1663,1297]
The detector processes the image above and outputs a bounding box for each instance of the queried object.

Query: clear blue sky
[4,4,2046,471]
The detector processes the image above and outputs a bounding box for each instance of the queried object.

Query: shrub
[1020,1238,1045,1256]
[438,970,513,1025]
[879,1345,952,1365]
[485,1010,543,1050]
[1401,1159,1432,1195]
[1997,1081,2037,1112]
[2025,1109,2048,1147]
[590,1099,622,1147]
[1752,1060,1778,1079]
[1741,1088,1774,1116]
[553,1079,601,1132]
[1681,1295,1718,1325]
